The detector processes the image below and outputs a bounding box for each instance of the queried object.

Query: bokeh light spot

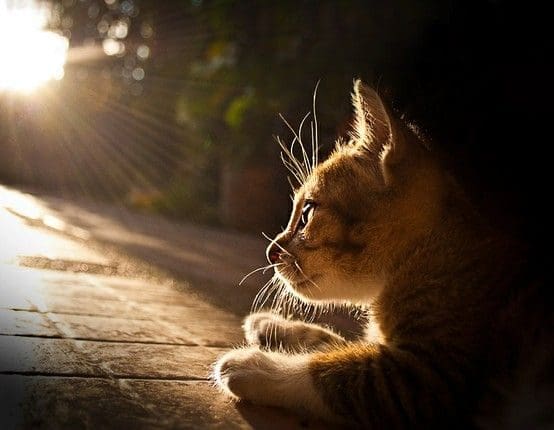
[136,44,150,60]
[102,38,125,56]
[132,67,145,81]
[109,20,128,39]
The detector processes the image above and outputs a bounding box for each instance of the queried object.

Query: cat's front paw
[214,347,334,421]
[213,347,277,401]
[244,312,346,352]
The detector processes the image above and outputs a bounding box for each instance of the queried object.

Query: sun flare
[0,2,68,93]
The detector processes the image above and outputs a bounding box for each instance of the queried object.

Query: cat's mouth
[276,263,318,290]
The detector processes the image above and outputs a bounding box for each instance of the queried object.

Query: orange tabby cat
[214,80,552,428]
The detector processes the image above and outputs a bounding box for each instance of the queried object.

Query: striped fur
[214,80,552,428]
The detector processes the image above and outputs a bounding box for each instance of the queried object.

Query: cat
[213,80,552,428]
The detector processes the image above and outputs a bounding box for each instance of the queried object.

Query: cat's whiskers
[238,262,285,287]
[268,282,289,345]
[261,231,294,259]
[279,112,312,180]
[278,135,306,187]
[272,272,308,322]
[277,129,307,184]
[297,113,313,178]
[311,80,320,172]
[263,271,325,329]
[251,275,274,308]
[310,121,317,173]
[279,147,305,188]
[251,275,280,313]
[261,280,284,311]
[277,82,321,190]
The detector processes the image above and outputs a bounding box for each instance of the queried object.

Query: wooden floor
[0,186,325,429]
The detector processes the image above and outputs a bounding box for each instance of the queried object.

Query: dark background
[0,0,549,262]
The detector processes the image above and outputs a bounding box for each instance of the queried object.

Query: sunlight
[0,185,90,241]
[0,1,68,93]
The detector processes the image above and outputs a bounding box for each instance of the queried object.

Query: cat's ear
[351,79,392,153]
[350,79,403,183]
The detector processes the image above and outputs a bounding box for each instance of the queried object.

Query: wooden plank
[0,335,226,380]
[0,376,325,429]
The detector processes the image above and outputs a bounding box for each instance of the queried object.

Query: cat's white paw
[243,312,346,351]
[213,346,275,400]
[213,346,331,418]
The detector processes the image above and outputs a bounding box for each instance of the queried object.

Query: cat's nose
[265,241,284,264]
[266,243,282,264]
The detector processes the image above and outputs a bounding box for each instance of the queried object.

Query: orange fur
[266,80,551,426]
[217,80,552,428]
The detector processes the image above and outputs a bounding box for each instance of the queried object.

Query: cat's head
[267,80,446,304]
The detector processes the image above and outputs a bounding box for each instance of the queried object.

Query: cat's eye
[298,201,316,231]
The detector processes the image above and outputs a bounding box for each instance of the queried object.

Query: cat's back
[479,258,553,429]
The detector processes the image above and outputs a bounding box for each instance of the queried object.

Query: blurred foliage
[0,0,550,237]
[168,0,445,161]
[141,0,449,224]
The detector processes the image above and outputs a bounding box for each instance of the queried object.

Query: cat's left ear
[350,80,404,182]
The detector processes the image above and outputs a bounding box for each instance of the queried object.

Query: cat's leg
[214,342,457,427]
[243,312,347,352]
